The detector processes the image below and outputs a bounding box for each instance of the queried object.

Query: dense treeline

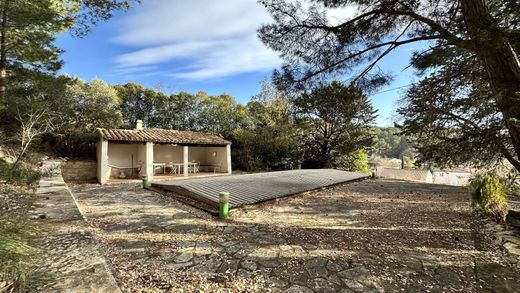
[0,0,410,174]
[0,75,377,173]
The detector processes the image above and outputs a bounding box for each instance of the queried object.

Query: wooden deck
[152,169,368,209]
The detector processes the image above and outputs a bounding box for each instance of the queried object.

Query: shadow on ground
[72,179,520,292]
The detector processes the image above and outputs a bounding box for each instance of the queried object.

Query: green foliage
[295,81,376,168]
[115,83,169,129]
[44,132,98,159]
[372,127,414,159]
[197,92,249,138]
[259,0,520,173]
[64,79,123,131]
[0,217,40,292]
[0,0,134,105]
[336,149,370,174]
[0,159,41,186]
[231,82,301,171]
[469,173,509,222]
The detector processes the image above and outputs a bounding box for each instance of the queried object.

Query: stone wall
[61,160,97,183]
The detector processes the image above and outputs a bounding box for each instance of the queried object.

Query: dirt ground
[71,179,520,292]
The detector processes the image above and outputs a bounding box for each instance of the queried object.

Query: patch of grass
[0,217,41,292]
[469,172,509,222]
[0,159,41,186]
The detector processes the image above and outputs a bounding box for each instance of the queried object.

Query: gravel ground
[71,179,520,292]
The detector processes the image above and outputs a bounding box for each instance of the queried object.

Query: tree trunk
[461,0,520,171]
[0,0,9,103]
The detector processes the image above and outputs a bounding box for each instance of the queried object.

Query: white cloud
[113,0,272,46]
[112,0,281,80]
[112,0,356,80]
[170,36,281,80]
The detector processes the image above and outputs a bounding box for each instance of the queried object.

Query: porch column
[226,144,232,174]
[97,139,108,184]
[144,142,154,181]
[183,146,189,177]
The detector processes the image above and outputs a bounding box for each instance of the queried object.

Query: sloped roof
[97,128,231,146]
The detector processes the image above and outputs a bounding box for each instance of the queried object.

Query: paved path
[152,169,367,208]
[73,180,520,292]
[31,160,120,293]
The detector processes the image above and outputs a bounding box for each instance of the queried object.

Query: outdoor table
[170,162,199,174]
[153,163,166,174]
[171,163,184,174]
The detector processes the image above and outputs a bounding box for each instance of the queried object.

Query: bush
[469,173,509,222]
[43,132,98,159]
[0,160,41,186]
[336,150,370,174]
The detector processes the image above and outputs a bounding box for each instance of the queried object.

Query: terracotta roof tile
[97,128,231,146]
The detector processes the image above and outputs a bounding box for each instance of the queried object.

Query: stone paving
[72,179,520,292]
[30,160,120,293]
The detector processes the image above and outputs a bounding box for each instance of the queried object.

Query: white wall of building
[205,146,229,172]
[433,171,470,186]
[153,144,183,163]
[107,143,139,167]
[188,146,206,162]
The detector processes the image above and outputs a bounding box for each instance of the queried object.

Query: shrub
[469,173,509,222]
[0,160,41,186]
[336,150,370,174]
[43,132,98,159]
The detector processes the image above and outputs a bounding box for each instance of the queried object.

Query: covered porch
[96,125,232,184]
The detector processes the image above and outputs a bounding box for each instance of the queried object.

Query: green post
[142,175,150,188]
[219,192,229,220]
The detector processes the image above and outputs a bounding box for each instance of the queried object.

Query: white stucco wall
[107,143,139,167]
[188,146,206,162]
[153,145,183,163]
[205,146,229,172]
[433,171,470,186]
[96,139,108,184]
[153,145,225,167]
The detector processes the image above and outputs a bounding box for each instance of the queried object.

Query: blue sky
[56,0,418,126]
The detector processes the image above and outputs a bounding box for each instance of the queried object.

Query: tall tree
[259,0,520,171]
[197,92,248,138]
[372,127,414,160]
[167,92,203,131]
[294,81,376,168]
[65,78,123,131]
[233,81,301,171]
[0,0,133,103]
[396,49,510,169]
[115,82,166,129]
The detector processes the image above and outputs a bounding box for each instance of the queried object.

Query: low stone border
[494,222,520,267]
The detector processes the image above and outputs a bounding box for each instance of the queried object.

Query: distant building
[432,168,471,186]
[376,167,433,183]
[376,167,471,186]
